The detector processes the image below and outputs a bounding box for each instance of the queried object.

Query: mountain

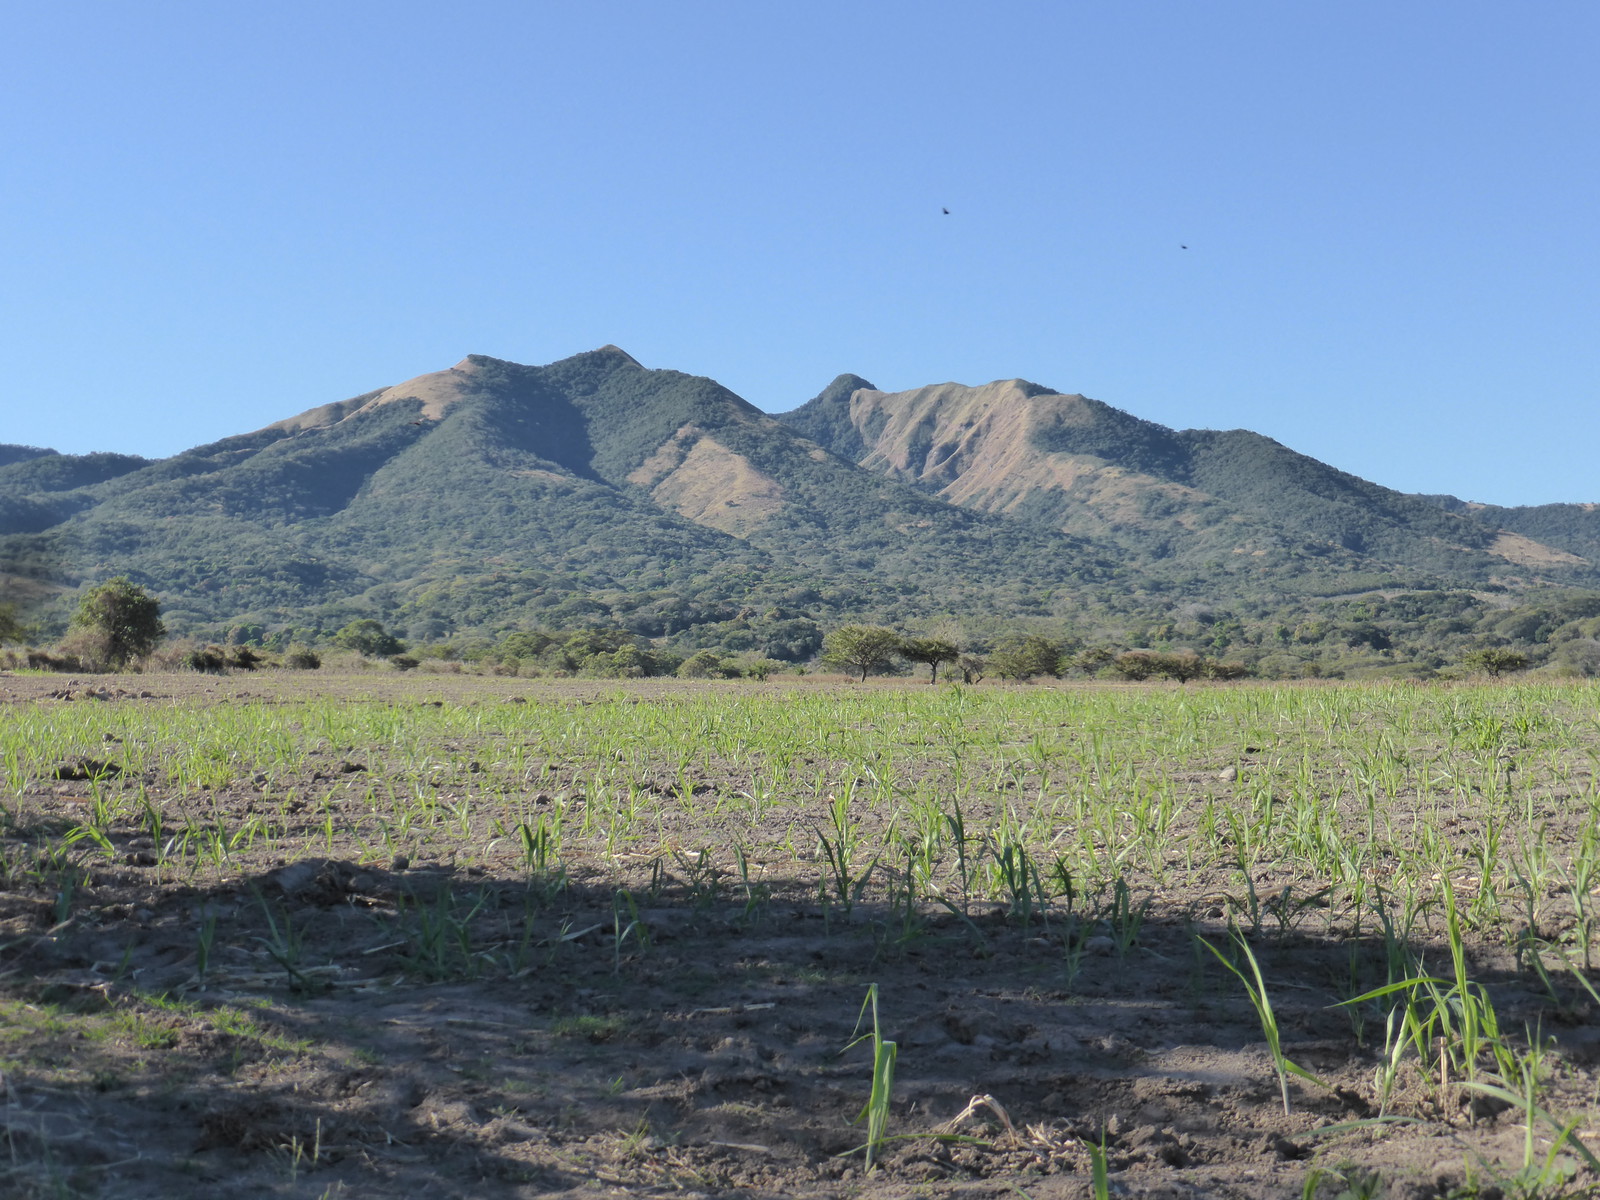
[778,377,1588,591]
[0,349,1111,643]
[3,348,1596,668]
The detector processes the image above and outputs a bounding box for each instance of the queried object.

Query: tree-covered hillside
[3,348,1597,676]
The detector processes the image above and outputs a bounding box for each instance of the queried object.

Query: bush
[229,646,264,670]
[677,649,731,679]
[1111,650,1161,681]
[283,644,322,670]
[989,635,1062,681]
[182,645,229,673]
[26,650,85,672]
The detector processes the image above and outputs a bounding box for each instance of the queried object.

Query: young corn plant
[989,835,1048,931]
[255,898,313,992]
[1103,877,1151,957]
[1199,927,1326,1115]
[843,983,898,1171]
[814,792,875,922]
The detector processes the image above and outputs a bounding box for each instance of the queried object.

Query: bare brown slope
[848,379,1213,536]
[254,358,486,436]
[824,378,1584,573]
[627,423,787,536]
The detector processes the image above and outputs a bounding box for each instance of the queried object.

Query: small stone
[391,854,411,871]
[1218,766,1239,782]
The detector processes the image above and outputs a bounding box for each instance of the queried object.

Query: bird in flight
[942,207,950,215]
[1180,244,1188,250]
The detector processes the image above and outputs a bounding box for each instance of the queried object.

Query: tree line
[0,579,1548,684]
[820,626,1251,683]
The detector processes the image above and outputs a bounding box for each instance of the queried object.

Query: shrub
[989,635,1062,681]
[182,645,229,673]
[228,646,264,670]
[332,619,404,658]
[677,649,730,679]
[283,645,322,670]
[1111,650,1161,681]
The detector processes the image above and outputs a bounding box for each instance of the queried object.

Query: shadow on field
[10,838,1600,1199]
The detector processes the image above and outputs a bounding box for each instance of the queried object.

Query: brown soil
[0,672,1595,1199]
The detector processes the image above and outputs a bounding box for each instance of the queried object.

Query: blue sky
[4,2,1596,506]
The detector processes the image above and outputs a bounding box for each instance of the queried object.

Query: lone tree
[1462,646,1530,678]
[900,637,959,683]
[332,619,404,658]
[821,625,901,682]
[67,577,165,670]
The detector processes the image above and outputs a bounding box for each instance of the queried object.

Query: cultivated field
[4,672,1600,1198]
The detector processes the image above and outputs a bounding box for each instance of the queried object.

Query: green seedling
[254,899,313,992]
[989,836,1047,931]
[1102,877,1150,956]
[1084,1127,1111,1200]
[1200,927,1327,1114]
[814,795,876,922]
[843,983,898,1171]
[612,889,650,974]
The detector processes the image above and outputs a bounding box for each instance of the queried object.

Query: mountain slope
[778,376,1587,589]
[1421,495,1600,566]
[0,349,1111,639]
[8,348,1596,651]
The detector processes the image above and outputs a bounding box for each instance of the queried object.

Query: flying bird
[942,207,950,215]
[1180,244,1188,250]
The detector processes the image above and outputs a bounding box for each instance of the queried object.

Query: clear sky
[4,2,1596,506]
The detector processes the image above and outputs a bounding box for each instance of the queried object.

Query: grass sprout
[843,983,898,1170]
[1200,926,1326,1114]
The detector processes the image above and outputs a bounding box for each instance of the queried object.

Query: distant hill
[0,349,1110,641]
[2,349,1596,665]
[778,377,1588,591]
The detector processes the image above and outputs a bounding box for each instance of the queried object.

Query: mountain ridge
[777,374,1566,583]
[2,348,1595,666]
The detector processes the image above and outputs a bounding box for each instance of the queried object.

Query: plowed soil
[2,671,1597,1199]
